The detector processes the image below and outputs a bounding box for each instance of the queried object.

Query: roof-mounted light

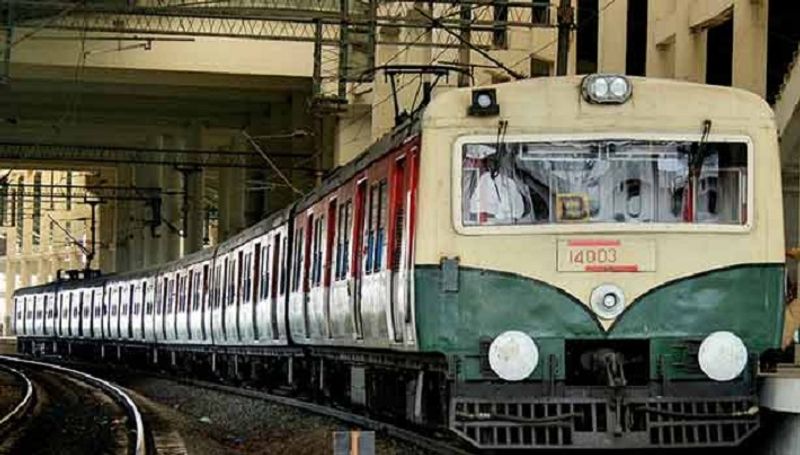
[582,74,632,104]
[468,88,500,117]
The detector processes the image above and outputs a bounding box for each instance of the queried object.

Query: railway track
[0,355,147,455]
[0,362,34,435]
[20,356,472,455]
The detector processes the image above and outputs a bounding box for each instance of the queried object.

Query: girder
[0,141,310,169]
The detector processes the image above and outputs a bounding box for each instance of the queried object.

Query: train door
[303,214,314,339]
[201,263,209,342]
[42,294,49,336]
[324,200,336,339]
[252,242,261,341]
[57,294,64,336]
[118,284,126,340]
[175,273,186,342]
[187,269,195,341]
[211,261,224,344]
[159,277,166,342]
[270,233,282,340]
[127,283,134,339]
[308,211,328,340]
[238,247,253,342]
[254,240,268,342]
[352,180,367,339]
[180,272,190,342]
[145,279,156,342]
[69,292,76,337]
[111,285,119,339]
[227,251,242,342]
[167,275,177,341]
[388,153,413,343]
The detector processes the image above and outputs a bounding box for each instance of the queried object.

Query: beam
[0,140,313,169]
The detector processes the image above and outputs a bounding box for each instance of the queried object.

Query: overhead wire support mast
[556,0,574,76]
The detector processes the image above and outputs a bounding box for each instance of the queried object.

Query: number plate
[557,239,655,272]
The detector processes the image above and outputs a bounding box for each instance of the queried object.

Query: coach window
[192,270,201,312]
[291,226,304,292]
[336,200,352,280]
[167,278,175,314]
[375,180,388,272]
[243,251,252,303]
[311,216,324,287]
[280,235,288,296]
[227,258,236,306]
[461,139,749,228]
[266,244,272,300]
[365,184,379,273]
[273,235,282,298]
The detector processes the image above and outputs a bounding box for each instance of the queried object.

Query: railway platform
[758,345,800,454]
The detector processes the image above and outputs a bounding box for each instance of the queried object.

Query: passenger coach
[14,75,784,450]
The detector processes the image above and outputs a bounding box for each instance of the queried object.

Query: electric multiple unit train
[14,75,784,449]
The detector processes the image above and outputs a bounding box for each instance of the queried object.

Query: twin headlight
[487,330,748,382]
[581,74,632,104]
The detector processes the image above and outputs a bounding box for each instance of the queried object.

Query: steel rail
[0,355,147,455]
[25,357,469,455]
[155,374,472,455]
[0,363,34,431]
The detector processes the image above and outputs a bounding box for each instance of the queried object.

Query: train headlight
[488,331,539,381]
[582,74,632,104]
[468,88,500,116]
[590,284,625,320]
[698,331,748,382]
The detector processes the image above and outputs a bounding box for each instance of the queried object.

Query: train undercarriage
[18,336,763,451]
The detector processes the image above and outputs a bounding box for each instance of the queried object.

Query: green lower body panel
[414,263,784,381]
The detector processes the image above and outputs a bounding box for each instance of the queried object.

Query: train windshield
[461,139,748,226]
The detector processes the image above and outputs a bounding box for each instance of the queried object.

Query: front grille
[450,395,759,449]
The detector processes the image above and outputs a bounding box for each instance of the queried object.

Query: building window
[15,177,23,253]
[706,18,733,87]
[532,0,550,25]
[0,179,7,226]
[493,0,509,49]
[65,171,72,210]
[626,0,647,76]
[530,57,552,78]
[33,172,41,247]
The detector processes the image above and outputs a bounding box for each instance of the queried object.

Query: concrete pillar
[140,135,164,268]
[732,0,768,97]
[218,164,246,242]
[184,123,205,254]
[598,0,628,74]
[114,166,133,272]
[158,134,182,264]
[676,13,706,84]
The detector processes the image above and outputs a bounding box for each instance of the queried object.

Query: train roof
[216,205,292,254]
[294,118,421,213]
[14,282,57,296]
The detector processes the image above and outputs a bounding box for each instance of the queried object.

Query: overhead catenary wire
[241,130,304,196]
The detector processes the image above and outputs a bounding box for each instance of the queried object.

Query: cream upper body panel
[415,76,783,326]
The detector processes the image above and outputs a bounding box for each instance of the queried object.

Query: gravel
[1,368,127,455]
[113,374,428,454]
[0,367,25,419]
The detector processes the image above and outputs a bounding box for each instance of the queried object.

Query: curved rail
[172,376,470,455]
[0,363,34,430]
[0,356,146,455]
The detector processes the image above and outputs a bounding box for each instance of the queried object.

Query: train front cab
[416,76,784,449]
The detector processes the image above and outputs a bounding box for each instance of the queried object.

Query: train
[13,74,784,450]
